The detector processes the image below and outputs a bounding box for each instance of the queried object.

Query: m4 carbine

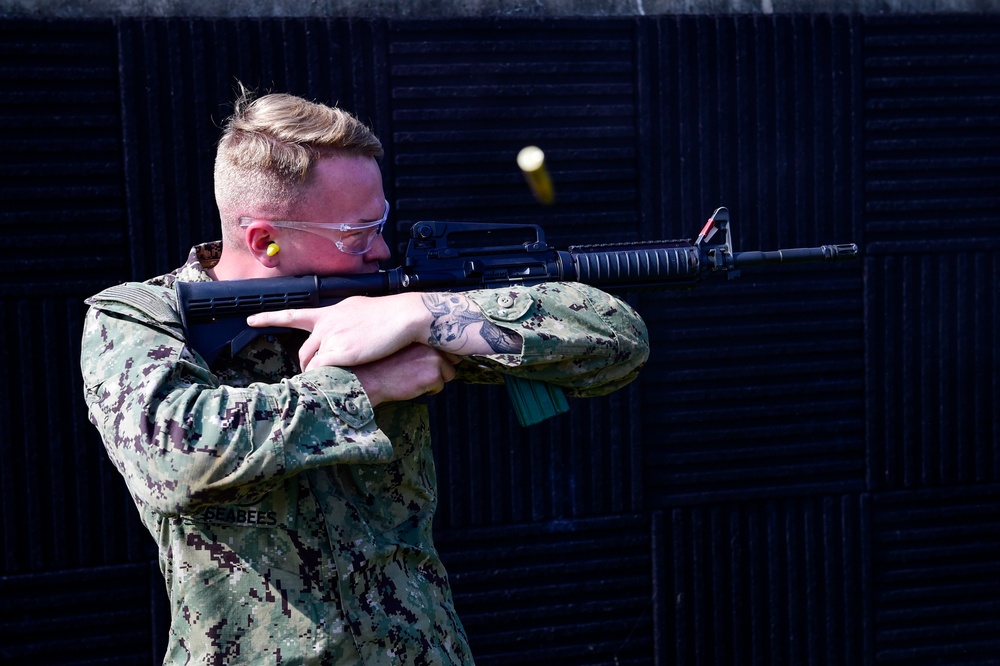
[177,207,857,425]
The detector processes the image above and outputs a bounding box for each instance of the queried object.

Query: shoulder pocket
[87,283,185,341]
[478,287,535,322]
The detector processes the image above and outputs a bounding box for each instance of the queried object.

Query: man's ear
[244,223,280,268]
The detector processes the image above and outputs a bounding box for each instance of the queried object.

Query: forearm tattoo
[421,293,520,353]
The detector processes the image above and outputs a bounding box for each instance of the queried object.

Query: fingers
[425,353,459,394]
[301,328,380,371]
[346,345,459,406]
[304,346,350,372]
[423,349,460,395]
[300,335,322,371]
[247,308,321,332]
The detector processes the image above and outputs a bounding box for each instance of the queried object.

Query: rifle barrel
[733,244,857,267]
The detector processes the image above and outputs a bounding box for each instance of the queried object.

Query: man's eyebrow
[354,200,390,225]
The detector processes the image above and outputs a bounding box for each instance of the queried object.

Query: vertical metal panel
[642,14,866,506]
[0,563,160,665]
[429,383,644,527]
[650,14,863,245]
[657,496,867,666]
[436,515,654,665]
[867,253,998,489]
[0,20,128,297]
[863,17,1000,253]
[862,16,1000,666]
[0,19,147,578]
[872,487,1000,665]
[386,19,643,242]
[863,16,1000,491]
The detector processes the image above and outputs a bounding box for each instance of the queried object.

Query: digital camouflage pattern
[81,242,649,665]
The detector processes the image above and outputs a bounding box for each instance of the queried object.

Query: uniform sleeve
[458,281,649,398]
[80,285,392,517]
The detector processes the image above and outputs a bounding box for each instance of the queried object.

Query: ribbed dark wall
[1,14,998,666]
[863,17,1000,490]
[658,497,867,665]
[438,515,654,665]
[643,16,864,504]
[387,20,642,237]
[0,21,143,593]
[862,16,1000,666]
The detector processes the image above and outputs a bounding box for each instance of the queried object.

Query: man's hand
[247,294,427,371]
[352,344,461,406]
[246,292,523,372]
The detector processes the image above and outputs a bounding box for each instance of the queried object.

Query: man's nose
[365,234,392,262]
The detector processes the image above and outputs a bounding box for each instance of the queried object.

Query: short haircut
[213,87,384,244]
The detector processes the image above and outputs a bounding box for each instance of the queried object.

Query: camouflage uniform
[81,242,649,665]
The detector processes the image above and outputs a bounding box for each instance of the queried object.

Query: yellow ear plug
[266,242,280,257]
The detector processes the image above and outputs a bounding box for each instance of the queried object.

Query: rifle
[177,207,857,426]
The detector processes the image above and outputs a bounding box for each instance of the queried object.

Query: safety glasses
[240,199,389,255]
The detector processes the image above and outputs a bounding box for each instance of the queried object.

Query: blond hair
[213,87,383,244]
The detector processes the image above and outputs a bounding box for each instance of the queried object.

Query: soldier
[81,89,649,664]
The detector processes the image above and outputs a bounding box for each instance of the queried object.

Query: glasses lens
[336,200,389,254]
[337,223,384,254]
